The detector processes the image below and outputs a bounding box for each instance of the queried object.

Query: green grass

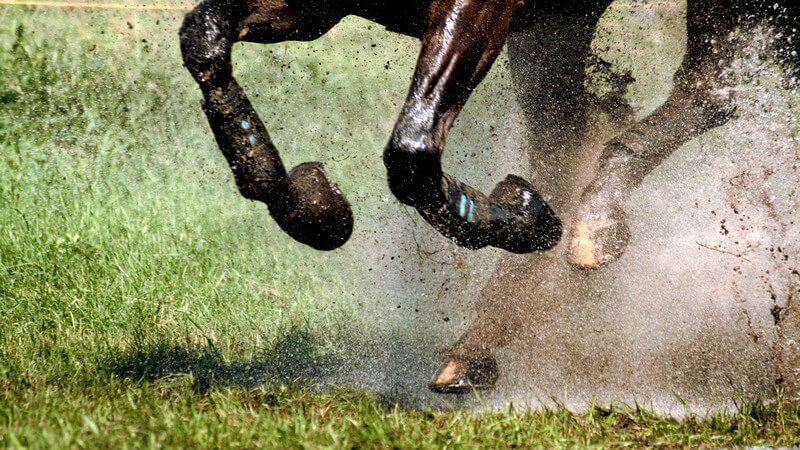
[1,4,799,448]
[4,381,799,448]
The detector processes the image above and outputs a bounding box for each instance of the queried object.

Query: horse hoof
[568,206,629,269]
[273,162,353,251]
[489,175,562,253]
[428,354,498,394]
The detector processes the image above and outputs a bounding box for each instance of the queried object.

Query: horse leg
[383,0,562,255]
[180,0,353,251]
[568,1,741,269]
[508,3,614,145]
[428,2,612,394]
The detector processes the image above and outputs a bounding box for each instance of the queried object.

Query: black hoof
[489,175,562,253]
[272,162,353,251]
[428,354,498,394]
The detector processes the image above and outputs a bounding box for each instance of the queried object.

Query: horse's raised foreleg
[568,1,741,269]
[180,0,352,251]
[383,0,562,254]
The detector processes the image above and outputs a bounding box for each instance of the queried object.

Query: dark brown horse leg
[509,3,613,145]
[383,0,562,254]
[568,1,741,269]
[180,0,352,251]
[428,3,613,394]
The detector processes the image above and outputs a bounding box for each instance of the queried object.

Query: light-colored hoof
[567,210,630,269]
[428,354,498,394]
[431,359,460,386]
[568,220,601,269]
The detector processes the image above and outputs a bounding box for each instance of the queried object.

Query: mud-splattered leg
[568,1,741,269]
[180,0,353,250]
[384,0,562,255]
[429,2,613,394]
[508,2,613,144]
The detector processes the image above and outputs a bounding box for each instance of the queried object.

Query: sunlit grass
[3,377,799,447]
[0,4,367,385]
[1,4,799,448]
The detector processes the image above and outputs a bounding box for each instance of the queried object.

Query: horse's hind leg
[568,1,741,269]
[180,0,352,250]
[383,0,562,255]
[508,3,612,146]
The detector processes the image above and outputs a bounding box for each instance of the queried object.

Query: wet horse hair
[180,0,799,393]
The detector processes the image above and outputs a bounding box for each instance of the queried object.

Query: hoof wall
[567,212,629,269]
[489,175,562,254]
[428,354,498,394]
[275,162,353,251]
[567,220,601,269]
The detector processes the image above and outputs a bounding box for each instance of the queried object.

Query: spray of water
[317,1,799,415]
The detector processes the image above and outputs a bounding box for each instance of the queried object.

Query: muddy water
[340,0,799,414]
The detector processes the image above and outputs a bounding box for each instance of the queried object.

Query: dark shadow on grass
[105,324,464,410]
[108,326,343,392]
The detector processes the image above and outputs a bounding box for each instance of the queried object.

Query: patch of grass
[1,4,799,449]
[0,2,368,414]
[2,378,799,448]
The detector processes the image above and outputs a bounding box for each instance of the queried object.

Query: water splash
[315,1,799,415]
